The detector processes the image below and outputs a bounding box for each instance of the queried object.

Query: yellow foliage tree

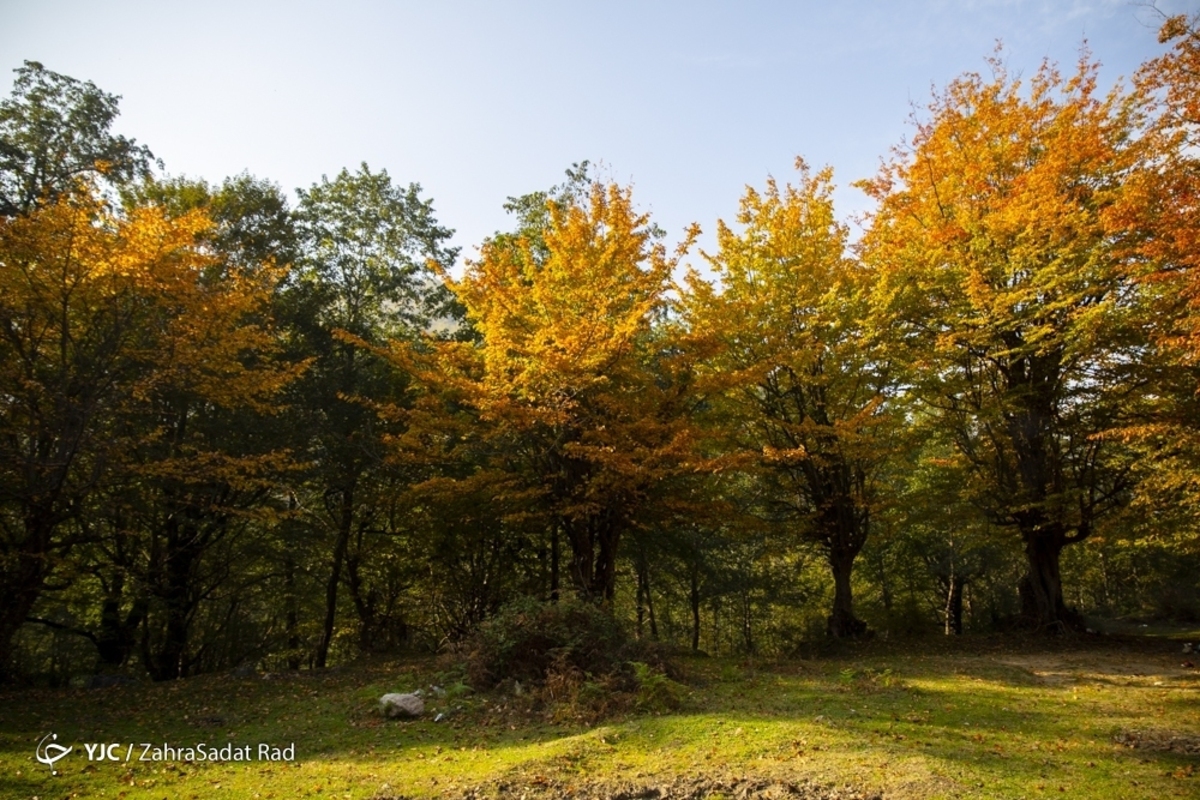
[1104,13,1200,544]
[686,161,900,638]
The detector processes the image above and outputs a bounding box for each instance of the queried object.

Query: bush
[464,596,680,687]
[464,596,634,689]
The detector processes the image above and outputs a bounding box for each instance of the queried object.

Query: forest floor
[2,627,1198,800]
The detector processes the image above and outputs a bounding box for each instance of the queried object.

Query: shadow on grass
[1,637,1196,798]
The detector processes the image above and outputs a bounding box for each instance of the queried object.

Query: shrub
[465,597,680,681]
[464,596,633,689]
[630,661,685,713]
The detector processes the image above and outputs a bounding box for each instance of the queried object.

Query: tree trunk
[646,567,658,640]
[0,512,56,680]
[550,525,560,603]
[147,519,204,681]
[634,554,659,640]
[741,590,754,654]
[636,561,647,639]
[590,524,620,603]
[1019,528,1082,632]
[95,571,144,669]
[826,549,867,638]
[944,573,964,636]
[316,486,353,669]
[564,519,594,600]
[284,552,301,670]
[690,566,701,652]
[283,492,302,670]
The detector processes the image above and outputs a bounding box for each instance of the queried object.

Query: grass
[1,633,1197,799]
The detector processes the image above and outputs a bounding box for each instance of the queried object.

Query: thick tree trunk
[590,525,620,603]
[565,516,621,605]
[565,520,594,600]
[1019,529,1082,632]
[0,513,55,680]
[826,549,867,638]
[95,571,144,669]
[147,522,204,681]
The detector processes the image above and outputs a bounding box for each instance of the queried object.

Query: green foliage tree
[0,61,154,217]
[286,163,458,667]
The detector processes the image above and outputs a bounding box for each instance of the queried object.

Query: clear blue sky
[2,1,1193,263]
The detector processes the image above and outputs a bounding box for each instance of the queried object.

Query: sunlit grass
[1,637,1197,798]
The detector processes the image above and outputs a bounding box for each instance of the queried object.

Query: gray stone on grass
[379,692,424,718]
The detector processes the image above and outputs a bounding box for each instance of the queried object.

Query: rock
[379,692,424,719]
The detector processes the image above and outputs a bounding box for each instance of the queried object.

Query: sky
[1,0,1195,266]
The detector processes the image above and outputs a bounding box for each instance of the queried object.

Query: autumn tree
[0,187,292,677]
[859,57,1143,631]
[686,162,899,637]
[123,172,297,270]
[438,181,698,603]
[1102,12,1200,549]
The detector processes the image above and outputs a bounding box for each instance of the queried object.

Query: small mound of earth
[372,773,878,800]
[1114,729,1200,754]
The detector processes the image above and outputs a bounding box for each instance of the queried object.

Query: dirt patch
[1114,729,1200,755]
[996,649,1198,686]
[371,773,880,800]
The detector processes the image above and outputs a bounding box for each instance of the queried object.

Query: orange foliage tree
[0,190,290,676]
[1106,13,1200,541]
[859,57,1144,631]
[430,183,699,603]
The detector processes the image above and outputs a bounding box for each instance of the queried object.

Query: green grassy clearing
[2,635,1197,799]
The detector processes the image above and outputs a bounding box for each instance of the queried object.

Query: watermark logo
[35,733,72,776]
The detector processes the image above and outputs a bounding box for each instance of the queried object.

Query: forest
[3,12,1200,688]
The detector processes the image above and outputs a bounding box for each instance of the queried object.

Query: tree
[1103,12,1200,549]
[686,162,899,637]
[286,163,458,667]
[0,61,154,217]
[0,190,286,676]
[123,173,297,270]
[859,56,1143,631]
[438,181,698,603]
